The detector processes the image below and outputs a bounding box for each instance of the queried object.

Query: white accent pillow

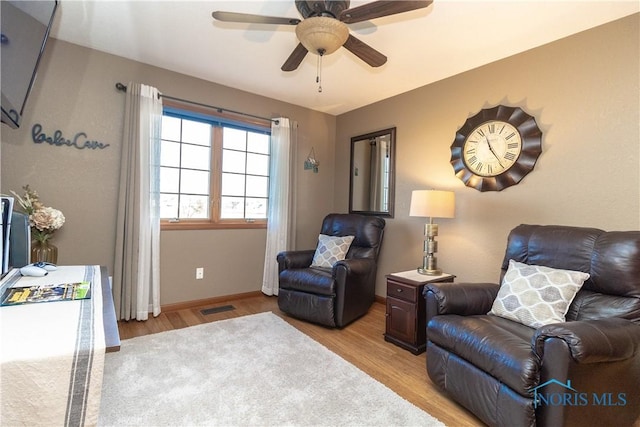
[310,234,355,268]
[488,260,590,328]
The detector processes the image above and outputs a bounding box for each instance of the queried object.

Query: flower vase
[31,240,58,264]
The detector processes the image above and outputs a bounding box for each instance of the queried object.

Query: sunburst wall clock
[450,105,542,192]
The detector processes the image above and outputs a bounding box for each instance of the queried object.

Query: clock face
[462,120,522,177]
[450,105,542,192]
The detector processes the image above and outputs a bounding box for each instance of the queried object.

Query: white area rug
[98,312,444,426]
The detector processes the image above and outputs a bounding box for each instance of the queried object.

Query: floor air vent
[200,305,235,316]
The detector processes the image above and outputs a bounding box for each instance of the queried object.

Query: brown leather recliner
[277,213,385,328]
[424,224,640,427]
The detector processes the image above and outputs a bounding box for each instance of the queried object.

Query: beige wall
[335,15,640,296]
[0,39,336,305]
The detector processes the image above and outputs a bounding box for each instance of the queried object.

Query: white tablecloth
[0,265,106,426]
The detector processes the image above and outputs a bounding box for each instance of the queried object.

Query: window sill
[161,221,267,231]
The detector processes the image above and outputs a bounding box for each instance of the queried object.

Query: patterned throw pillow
[488,259,590,328]
[310,234,355,268]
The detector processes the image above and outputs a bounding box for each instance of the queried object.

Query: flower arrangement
[11,185,65,243]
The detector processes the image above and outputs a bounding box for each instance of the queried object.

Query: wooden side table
[384,270,455,354]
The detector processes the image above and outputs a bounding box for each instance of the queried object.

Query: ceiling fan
[212,1,432,72]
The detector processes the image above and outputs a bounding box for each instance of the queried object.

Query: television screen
[10,211,31,269]
[0,201,31,278]
[1,0,58,129]
[1,197,14,275]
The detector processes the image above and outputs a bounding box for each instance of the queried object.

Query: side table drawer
[387,280,418,303]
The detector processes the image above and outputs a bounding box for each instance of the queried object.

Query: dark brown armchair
[424,224,640,427]
[277,213,385,328]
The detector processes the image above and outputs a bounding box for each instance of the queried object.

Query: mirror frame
[348,127,396,218]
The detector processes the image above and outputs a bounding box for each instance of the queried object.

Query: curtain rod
[114,82,279,125]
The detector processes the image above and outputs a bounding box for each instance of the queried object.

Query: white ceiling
[50,1,639,116]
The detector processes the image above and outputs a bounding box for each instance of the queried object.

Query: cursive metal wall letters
[31,123,110,150]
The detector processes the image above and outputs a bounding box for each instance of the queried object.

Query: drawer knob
[396,288,402,292]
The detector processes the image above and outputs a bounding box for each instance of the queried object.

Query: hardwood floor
[117,294,483,427]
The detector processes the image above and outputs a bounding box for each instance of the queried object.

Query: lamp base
[417,267,442,276]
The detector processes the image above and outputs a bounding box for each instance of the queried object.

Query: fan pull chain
[316,49,325,93]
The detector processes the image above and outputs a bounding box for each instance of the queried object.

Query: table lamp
[409,190,455,275]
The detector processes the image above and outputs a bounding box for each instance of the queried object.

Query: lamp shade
[295,17,349,55]
[409,190,455,218]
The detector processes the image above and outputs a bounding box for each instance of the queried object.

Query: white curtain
[368,137,390,211]
[262,118,297,296]
[369,138,382,211]
[113,82,162,321]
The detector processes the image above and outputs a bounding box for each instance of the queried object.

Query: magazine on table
[0,281,91,306]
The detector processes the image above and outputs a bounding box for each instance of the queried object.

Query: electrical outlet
[195,268,204,280]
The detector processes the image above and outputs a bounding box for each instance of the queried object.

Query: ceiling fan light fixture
[295,17,349,56]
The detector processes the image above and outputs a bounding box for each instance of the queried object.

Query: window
[159,105,271,230]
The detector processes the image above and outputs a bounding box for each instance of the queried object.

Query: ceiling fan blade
[343,35,387,67]
[281,43,309,72]
[212,11,301,26]
[339,0,432,24]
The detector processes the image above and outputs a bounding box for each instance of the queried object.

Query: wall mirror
[349,127,396,217]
